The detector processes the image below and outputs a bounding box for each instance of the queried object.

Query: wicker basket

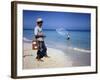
[32,40,38,50]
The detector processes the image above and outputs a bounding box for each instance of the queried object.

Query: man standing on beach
[34,18,49,61]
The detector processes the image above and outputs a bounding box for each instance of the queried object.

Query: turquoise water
[23,29,90,51]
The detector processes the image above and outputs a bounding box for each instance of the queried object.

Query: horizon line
[23,28,90,31]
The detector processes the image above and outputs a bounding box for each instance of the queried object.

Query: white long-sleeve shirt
[34,26,44,41]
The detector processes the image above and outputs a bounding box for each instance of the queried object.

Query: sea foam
[23,37,32,42]
[67,47,90,53]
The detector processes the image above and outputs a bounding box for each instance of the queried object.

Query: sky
[23,10,91,30]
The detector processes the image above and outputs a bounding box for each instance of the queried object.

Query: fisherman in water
[34,18,49,61]
[67,32,70,40]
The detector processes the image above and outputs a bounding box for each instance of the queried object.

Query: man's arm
[34,27,38,36]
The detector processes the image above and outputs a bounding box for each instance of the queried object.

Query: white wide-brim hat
[36,18,43,22]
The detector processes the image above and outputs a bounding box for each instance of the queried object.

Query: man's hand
[35,35,46,38]
[37,32,43,35]
[37,32,46,38]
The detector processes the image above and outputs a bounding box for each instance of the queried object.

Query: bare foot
[37,59,44,62]
[44,55,50,58]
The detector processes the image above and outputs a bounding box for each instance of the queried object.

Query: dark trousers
[37,41,47,59]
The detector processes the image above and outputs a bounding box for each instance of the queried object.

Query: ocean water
[23,29,91,52]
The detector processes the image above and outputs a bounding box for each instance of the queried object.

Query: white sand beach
[23,42,73,69]
[23,42,90,69]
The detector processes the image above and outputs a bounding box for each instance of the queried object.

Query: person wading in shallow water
[34,18,49,62]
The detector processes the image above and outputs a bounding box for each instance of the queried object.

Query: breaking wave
[23,37,32,43]
[67,47,90,53]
